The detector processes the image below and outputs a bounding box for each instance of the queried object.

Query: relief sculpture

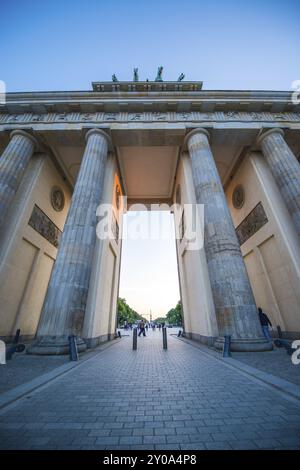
[236,202,268,245]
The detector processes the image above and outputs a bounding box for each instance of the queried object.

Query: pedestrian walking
[138,320,146,337]
[258,307,273,341]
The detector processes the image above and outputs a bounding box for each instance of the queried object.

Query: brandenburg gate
[0,73,299,354]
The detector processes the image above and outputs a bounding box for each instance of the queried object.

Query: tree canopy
[166,300,182,325]
[117,298,146,325]
[153,300,183,325]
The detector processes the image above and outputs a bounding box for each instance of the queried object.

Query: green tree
[166,300,182,325]
[117,298,146,326]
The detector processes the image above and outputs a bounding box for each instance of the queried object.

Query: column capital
[10,129,39,150]
[0,129,38,228]
[184,128,210,149]
[256,128,284,146]
[85,128,112,149]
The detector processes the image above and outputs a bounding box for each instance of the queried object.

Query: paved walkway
[0,354,67,394]
[0,330,300,450]
[232,348,300,386]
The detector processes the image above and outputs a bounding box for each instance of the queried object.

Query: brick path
[0,354,66,394]
[0,330,300,450]
[233,348,300,386]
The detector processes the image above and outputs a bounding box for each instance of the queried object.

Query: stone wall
[226,152,300,338]
[0,155,71,341]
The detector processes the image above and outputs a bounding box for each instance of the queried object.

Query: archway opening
[117,210,182,331]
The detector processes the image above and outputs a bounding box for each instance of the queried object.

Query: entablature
[1,89,299,115]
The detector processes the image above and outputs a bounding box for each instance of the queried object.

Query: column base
[84,334,116,349]
[183,332,217,347]
[214,336,273,352]
[26,335,87,355]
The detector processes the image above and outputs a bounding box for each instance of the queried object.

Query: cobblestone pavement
[0,353,67,394]
[0,330,300,450]
[232,348,300,386]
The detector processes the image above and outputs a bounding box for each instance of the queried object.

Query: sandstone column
[257,128,300,236]
[186,128,272,351]
[28,129,111,354]
[0,130,38,228]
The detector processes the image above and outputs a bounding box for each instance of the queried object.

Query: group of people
[123,321,133,331]
[151,322,164,332]
[124,308,274,341]
[136,320,166,337]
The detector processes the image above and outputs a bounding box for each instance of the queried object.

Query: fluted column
[257,129,300,236]
[29,129,111,355]
[186,128,272,351]
[0,130,38,228]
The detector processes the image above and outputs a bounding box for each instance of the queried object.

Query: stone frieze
[0,111,300,125]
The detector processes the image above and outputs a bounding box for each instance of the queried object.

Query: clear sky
[1,0,299,91]
[119,211,180,319]
[1,0,299,317]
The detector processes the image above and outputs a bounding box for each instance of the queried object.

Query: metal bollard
[6,328,25,360]
[6,343,25,361]
[274,338,293,355]
[68,335,79,361]
[223,335,231,357]
[133,328,137,350]
[276,325,283,339]
[162,327,168,350]
[13,329,21,344]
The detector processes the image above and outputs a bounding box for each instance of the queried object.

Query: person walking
[138,320,146,337]
[258,307,273,341]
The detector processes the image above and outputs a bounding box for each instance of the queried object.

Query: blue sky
[1,0,299,317]
[1,0,299,92]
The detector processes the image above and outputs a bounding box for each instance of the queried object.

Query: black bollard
[6,343,25,361]
[162,327,168,350]
[68,335,79,361]
[13,329,21,344]
[133,328,137,350]
[223,335,231,357]
[6,328,25,361]
[277,325,283,339]
[274,338,293,355]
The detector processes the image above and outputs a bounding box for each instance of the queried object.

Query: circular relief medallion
[115,184,121,209]
[232,185,245,209]
[176,185,181,206]
[51,186,65,212]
